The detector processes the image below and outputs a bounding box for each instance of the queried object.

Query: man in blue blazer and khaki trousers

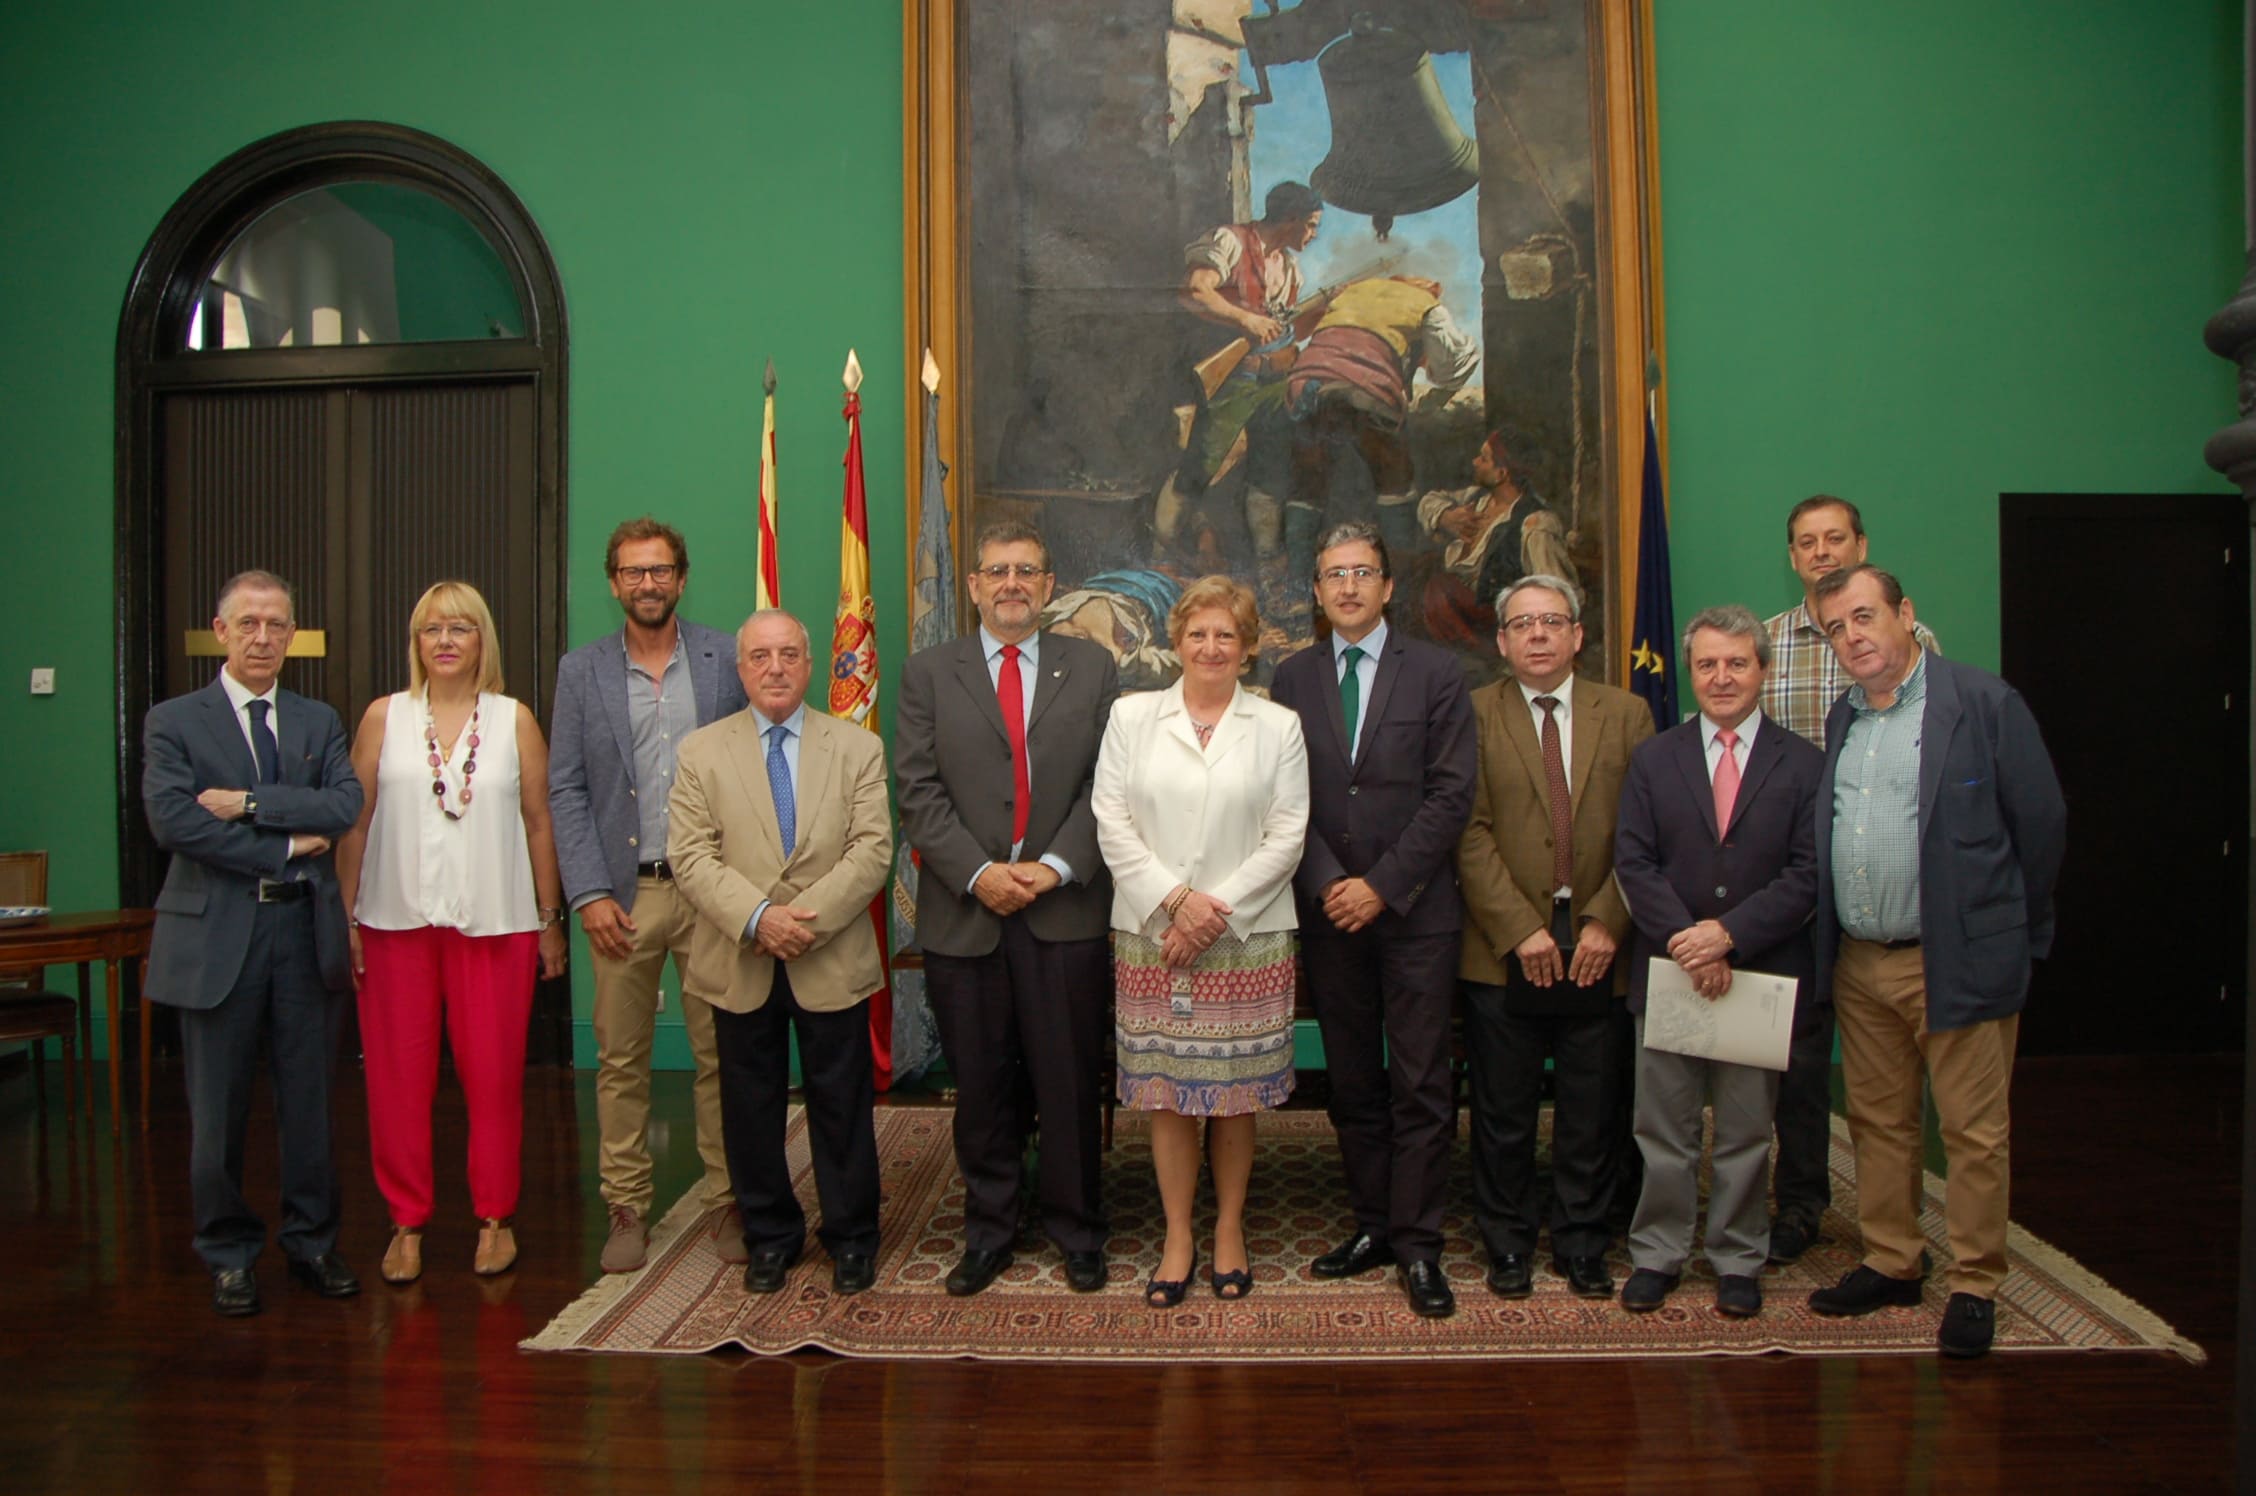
[549,518,749,1272]
[1804,565,2066,1358]
[143,569,364,1316]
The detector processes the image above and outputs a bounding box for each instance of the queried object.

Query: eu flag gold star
[1630,640,1664,678]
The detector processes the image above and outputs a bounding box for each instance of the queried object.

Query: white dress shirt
[1332,617,1388,763]
[218,666,280,774]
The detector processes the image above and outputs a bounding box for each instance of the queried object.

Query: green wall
[0,1,2239,1061]
[1655,0,2243,666]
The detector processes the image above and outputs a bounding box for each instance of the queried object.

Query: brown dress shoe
[474,1219,518,1276]
[600,1205,647,1274]
[381,1228,424,1285]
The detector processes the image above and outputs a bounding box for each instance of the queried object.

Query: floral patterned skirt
[1114,928,1297,1117]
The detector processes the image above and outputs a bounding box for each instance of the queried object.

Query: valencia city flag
[1627,408,1677,730]
[828,350,895,1089]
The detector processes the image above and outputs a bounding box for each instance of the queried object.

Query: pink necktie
[1712,727,1741,839]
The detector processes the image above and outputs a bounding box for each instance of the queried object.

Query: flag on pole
[756,358,781,610]
[885,349,952,1086]
[1627,405,1677,731]
[828,349,895,1088]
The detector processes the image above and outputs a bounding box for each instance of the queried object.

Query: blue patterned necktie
[247,698,281,784]
[766,723,795,854]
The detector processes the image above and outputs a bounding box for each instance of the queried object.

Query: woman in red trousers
[337,581,567,1283]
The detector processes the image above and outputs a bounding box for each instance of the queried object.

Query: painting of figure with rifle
[953,0,1646,689]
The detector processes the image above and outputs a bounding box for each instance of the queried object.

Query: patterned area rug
[523,1106,2201,1363]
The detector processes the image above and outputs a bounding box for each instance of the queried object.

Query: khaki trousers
[588,877,731,1215]
[1833,938,2018,1297]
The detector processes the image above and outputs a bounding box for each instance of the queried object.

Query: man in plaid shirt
[1758,495,1937,1265]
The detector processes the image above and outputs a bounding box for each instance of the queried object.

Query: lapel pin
[1052,669,1063,679]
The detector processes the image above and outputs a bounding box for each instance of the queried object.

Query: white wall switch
[28,668,54,695]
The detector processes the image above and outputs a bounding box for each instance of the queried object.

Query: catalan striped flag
[756,359,780,610]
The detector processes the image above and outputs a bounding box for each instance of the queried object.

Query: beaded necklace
[425,696,480,819]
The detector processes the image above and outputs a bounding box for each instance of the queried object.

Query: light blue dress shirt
[1831,650,1928,942]
[1331,617,1388,763]
[969,626,1075,890]
[745,701,807,942]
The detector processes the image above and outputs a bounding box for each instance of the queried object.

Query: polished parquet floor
[0,1050,2237,1493]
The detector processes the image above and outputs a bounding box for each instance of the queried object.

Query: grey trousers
[1627,1017,1780,1277]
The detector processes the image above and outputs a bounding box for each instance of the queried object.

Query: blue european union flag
[1628,411,1676,730]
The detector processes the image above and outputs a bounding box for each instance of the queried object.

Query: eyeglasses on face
[419,622,481,642]
[1318,565,1383,585]
[974,563,1047,580]
[613,564,679,585]
[1500,612,1573,635]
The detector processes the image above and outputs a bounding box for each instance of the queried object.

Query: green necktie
[1340,645,1365,758]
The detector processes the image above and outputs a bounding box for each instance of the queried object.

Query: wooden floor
[0,1049,2237,1493]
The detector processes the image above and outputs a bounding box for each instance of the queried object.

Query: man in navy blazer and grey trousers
[1612,604,1822,1320]
[1803,565,2066,1359]
[144,569,364,1317]
[549,518,749,1272]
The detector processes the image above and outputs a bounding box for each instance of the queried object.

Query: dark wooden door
[153,379,569,1060]
[1999,492,2248,1055]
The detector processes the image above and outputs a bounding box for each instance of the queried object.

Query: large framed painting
[906,0,1662,690]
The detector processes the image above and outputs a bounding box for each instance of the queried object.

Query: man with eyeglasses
[548,517,748,1272]
[1270,522,1475,1317]
[895,521,1120,1298]
[1457,573,1653,1302]
[143,569,364,1315]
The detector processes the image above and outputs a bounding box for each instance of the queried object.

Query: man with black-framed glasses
[895,520,1120,1298]
[1271,521,1475,1317]
[549,516,747,1273]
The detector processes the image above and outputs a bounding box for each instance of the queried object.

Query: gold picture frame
[905,0,1664,682]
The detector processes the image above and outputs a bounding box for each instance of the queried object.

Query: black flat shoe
[211,1267,260,1318]
[1210,1263,1253,1300]
[1808,1264,1923,1317]
[1486,1252,1534,1298]
[831,1251,876,1295]
[1715,1274,1763,1318]
[742,1245,801,1294]
[1310,1230,1395,1279]
[945,1247,1013,1298]
[1620,1267,1680,1312]
[1063,1249,1107,1293]
[287,1252,361,1299]
[1402,1259,1456,1318]
[1146,1249,1197,1309]
[1557,1254,1614,1299]
[1767,1215,1819,1264]
[1938,1292,1995,1358]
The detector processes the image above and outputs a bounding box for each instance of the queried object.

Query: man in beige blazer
[669,610,894,1296]
[1458,574,1653,1301]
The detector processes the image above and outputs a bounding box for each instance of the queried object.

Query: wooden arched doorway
[115,120,571,1059]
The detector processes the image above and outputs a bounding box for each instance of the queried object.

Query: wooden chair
[0,855,77,1121]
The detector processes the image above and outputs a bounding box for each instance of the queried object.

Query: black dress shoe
[831,1251,876,1295]
[287,1252,361,1298]
[1808,1264,1923,1317]
[1557,1254,1614,1299]
[1401,1259,1456,1319]
[1715,1274,1763,1318]
[742,1246,801,1294]
[1486,1252,1534,1299]
[1766,1215,1819,1265]
[1310,1231,1395,1279]
[945,1247,1014,1298]
[1063,1249,1107,1293]
[211,1267,260,1317]
[1938,1291,1995,1358]
[1620,1266,1680,1311]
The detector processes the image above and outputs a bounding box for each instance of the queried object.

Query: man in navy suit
[1804,565,2066,1358]
[549,517,749,1272]
[1612,605,1822,1319]
[1270,521,1476,1318]
[144,570,364,1316]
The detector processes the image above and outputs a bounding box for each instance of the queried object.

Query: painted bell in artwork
[1309,17,1479,240]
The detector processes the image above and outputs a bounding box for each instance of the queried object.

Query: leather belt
[637,859,674,881]
[256,879,310,904]
[1880,937,1921,951]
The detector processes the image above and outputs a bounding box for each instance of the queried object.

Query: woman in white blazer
[1092,576,1309,1308]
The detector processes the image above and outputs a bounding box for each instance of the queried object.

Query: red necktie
[1712,727,1741,841]
[1535,695,1572,891]
[999,644,1031,844]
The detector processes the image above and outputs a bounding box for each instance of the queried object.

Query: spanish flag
[828,349,893,1086]
[757,359,780,611]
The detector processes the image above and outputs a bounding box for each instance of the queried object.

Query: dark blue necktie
[247,698,281,785]
[766,724,796,854]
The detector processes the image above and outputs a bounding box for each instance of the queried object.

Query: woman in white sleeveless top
[336,581,567,1284]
